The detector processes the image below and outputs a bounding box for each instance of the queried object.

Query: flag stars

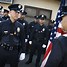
[58,21,60,23]
[58,15,61,18]
[54,27,57,30]
[54,32,56,34]
[54,22,56,24]
[50,37,53,40]
[58,10,60,13]
[50,33,53,35]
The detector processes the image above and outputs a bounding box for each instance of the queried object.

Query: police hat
[38,14,47,20]
[3,9,9,13]
[20,10,27,15]
[0,6,3,11]
[34,15,39,19]
[8,4,22,13]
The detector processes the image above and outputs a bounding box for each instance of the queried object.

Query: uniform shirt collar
[63,34,67,37]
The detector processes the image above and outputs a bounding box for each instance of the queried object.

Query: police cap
[34,15,39,19]
[8,4,22,13]
[3,9,9,13]
[20,10,27,15]
[38,14,47,20]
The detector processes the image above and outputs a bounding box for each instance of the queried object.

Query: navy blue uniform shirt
[45,35,67,67]
[0,19,25,52]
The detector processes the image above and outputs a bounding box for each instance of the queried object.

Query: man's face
[34,19,38,22]
[18,12,22,18]
[18,13,25,19]
[39,19,45,24]
[9,10,19,20]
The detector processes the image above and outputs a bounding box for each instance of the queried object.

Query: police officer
[0,4,25,67]
[26,14,49,67]
[2,9,9,20]
[28,15,39,33]
[42,6,67,67]
[18,10,28,43]
[18,10,29,54]
[26,15,39,54]
[47,19,54,40]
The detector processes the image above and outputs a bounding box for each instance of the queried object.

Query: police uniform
[18,10,28,41]
[47,20,54,40]
[26,15,49,67]
[0,4,25,67]
[2,9,9,20]
[26,15,39,54]
[17,10,29,54]
[28,15,39,33]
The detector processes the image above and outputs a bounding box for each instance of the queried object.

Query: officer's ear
[8,10,12,14]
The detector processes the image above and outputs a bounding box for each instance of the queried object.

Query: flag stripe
[41,0,65,67]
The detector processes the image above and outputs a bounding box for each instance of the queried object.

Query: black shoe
[25,60,32,64]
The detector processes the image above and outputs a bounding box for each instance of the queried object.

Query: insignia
[41,31,42,32]
[0,21,2,23]
[4,31,8,34]
[23,23,25,26]
[17,27,20,32]
[18,5,21,9]
[10,33,13,35]
[42,28,45,31]
[21,10,24,13]
[42,15,44,17]
[14,32,16,35]
[2,9,4,13]
[32,26,34,27]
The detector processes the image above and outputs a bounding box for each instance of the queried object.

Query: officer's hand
[19,53,25,61]
[42,44,46,48]
[29,41,32,45]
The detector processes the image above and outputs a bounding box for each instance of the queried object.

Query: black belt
[0,43,18,51]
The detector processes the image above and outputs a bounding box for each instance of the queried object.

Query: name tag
[4,31,8,34]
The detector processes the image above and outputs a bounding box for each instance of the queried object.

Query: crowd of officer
[0,4,53,67]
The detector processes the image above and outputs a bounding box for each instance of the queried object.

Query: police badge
[23,23,25,26]
[17,27,20,32]
[42,28,45,31]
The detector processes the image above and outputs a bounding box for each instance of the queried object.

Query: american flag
[41,0,65,67]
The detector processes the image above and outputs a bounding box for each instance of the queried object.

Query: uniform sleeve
[25,21,29,39]
[45,39,63,67]
[44,27,49,45]
[29,26,35,41]
[19,25,25,53]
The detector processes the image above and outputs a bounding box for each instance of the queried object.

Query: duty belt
[0,43,18,51]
